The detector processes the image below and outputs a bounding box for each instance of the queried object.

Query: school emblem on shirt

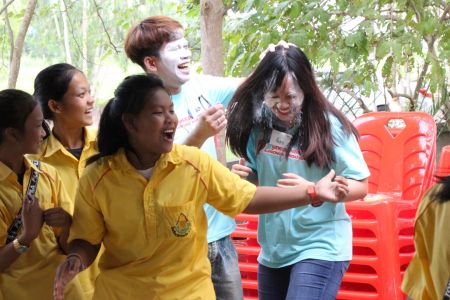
[171,213,191,237]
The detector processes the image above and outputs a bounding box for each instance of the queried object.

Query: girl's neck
[0,147,25,174]
[52,124,85,149]
[125,148,160,170]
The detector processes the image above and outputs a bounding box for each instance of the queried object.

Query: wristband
[307,185,323,207]
[67,253,86,271]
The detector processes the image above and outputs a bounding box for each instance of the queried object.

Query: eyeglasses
[187,94,212,119]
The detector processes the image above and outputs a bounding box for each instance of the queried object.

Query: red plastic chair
[234,112,437,300]
[341,112,436,300]
[436,145,450,177]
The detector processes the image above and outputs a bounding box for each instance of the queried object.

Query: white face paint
[263,74,304,126]
[156,29,192,93]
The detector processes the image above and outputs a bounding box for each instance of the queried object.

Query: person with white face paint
[124,16,243,300]
[227,45,370,300]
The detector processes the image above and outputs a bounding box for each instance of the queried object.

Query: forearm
[57,226,71,254]
[68,239,100,268]
[0,243,23,272]
[340,178,368,202]
[243,186,311,214]
[183,132,207,148]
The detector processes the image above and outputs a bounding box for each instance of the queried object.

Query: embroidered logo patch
[171,213,191,237]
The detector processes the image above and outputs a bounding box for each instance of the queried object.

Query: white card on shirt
[269,129,292,148]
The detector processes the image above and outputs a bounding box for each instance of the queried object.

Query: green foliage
[200,0,450,116]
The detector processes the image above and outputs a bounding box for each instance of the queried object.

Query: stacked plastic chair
[232,213,260,300]
[339,112,436,300]
[232,112,437,300]
[436,145,450,178]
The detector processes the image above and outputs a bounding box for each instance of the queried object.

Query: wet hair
[124,15,183,70]
[434,175,450,204]
[33,63,80,120]
[87,74,167,164]
[226,45,358,168]
[0,89,38,144]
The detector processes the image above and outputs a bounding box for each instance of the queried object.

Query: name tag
[269,129,292,148]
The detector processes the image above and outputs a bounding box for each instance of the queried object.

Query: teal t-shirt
[172,74,241,243]
[246,115,370,268]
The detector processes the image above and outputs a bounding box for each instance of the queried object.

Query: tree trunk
[81,0,88,75]
[200,0,227,165]
[60,0,72,64]
[7,0,37,88]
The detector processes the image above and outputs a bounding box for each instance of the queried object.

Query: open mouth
[162,129,175,140]
[85,108,93,114]
[178,63,190,72]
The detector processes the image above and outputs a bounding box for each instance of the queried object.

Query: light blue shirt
[172,74,241,243]
[246,115,370,268]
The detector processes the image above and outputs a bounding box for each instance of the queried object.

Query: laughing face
[129,88,178,156]
[58,71,95,127]
[263,74,304,127]
[154,29,192,93]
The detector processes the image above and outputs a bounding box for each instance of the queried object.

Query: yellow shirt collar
[0,157,43,181]
[40,126,97,158]
[109,145,183,172]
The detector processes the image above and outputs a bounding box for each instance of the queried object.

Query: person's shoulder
[172,144,214,168]
[80,155,112,187]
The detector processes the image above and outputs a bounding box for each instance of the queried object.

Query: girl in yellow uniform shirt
[53,74,349,300]
[31,63,98,299]
[0,89,84,299]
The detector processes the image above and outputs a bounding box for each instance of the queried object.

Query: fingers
[44,208,71,227]
[239,158,246,165]
[260,40,295,59]
[231,162,252,179]
[325,169,336,179]
[281,173,302,179]
[202,104,227,133]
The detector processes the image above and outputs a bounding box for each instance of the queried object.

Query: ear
[48,99,62,114]
[143,56,159,73]
[121,114,137,133]
[3,127,20,142]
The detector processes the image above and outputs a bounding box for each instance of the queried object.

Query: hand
[259,40,296,60]
[315,170,348,203]
[334,176,350,200]
[20,195,44,244]
[44,208,72,229]
[53,254,85,300]
[191,103,227,139]
[231,158,253,179]
[276,172,311,188]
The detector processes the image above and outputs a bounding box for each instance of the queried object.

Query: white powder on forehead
[169,29,184,41]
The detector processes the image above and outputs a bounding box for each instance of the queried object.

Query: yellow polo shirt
[402,184,450,300]
[0,158,84,300]
[69,144,256,299]
[30,126,98,197]
[28,126,99,299]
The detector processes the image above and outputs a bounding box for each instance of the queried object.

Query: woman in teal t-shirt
[227,45,370,300]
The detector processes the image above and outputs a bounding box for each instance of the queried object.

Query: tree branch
[0,0,14,15]
[92,0,119,54]
[2,0,14,64]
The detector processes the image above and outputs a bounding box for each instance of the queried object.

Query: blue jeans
[208,235,243,300]
[258,259,349,300]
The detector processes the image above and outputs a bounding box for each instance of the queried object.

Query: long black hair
[87,74,166,164]
[0,89,39,144]
[226,45,357,168]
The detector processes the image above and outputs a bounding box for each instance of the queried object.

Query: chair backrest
[353,112,436,202]
[436,145,450,177]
